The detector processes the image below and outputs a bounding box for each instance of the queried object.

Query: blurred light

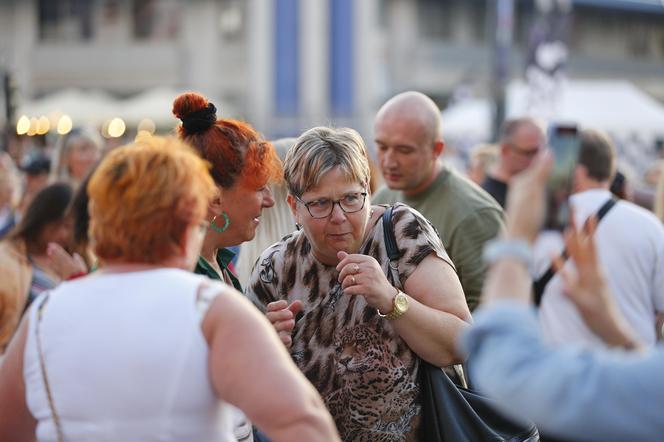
[137,118,156,134]
[27,117,39,136]
[135,130,153,143]
[57,115,73,135]
[16,115,30,135]
[107,118,126,138]
[36,116,50,135]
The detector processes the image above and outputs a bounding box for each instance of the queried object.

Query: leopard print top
[247,203,454,441]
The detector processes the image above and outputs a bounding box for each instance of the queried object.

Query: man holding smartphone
[538,129,664,348]
[482,118,546,208]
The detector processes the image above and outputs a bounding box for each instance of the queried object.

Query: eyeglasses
[296,192,368,219]
[509,143,540,157]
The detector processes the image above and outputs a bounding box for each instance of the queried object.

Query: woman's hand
[336,251,395,314]
[47,242,87,280]
[266,300,303,348]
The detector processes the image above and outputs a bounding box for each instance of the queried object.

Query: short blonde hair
[88,136,216,264]
[284,127,370,197]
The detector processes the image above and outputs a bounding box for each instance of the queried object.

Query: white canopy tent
[18,87,236,130]
[19,88,117,127]
[442,80,664,141]
[120,87,236,128]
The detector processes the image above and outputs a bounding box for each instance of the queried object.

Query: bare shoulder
[201,284,267,342]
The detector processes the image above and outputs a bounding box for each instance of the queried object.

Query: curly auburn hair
[87,136,217,264]
[172,92,282,190]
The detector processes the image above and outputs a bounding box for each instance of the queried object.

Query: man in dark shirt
[482,118,545,207]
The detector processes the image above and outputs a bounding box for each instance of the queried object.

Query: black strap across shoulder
[533,197,617,306]
[382,206,402,261]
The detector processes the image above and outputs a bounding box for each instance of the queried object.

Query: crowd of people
[0,88,663,441]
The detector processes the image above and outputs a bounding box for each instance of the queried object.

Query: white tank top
[23,268,235,442]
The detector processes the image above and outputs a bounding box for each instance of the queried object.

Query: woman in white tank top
[0,136,339,442]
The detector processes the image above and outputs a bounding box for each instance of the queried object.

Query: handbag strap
[382,206,401,261]
[533,197,617,306]
[35,295,65,442]
[382,205,469,388]
[382,206,403,288]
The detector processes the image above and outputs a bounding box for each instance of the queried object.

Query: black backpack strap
[533,197,617,306]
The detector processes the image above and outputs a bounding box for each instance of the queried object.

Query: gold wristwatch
[378,290,409,320]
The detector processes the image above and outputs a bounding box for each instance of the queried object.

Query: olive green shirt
[194,248,242,292]
[373,165,505,311]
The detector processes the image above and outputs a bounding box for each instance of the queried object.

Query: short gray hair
[499,117,545,144]
[284,127,370,197]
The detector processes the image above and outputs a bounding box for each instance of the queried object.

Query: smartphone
[546,124,580,228]
[547,124,580,192]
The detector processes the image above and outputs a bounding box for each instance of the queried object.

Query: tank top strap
[194,280,225,324]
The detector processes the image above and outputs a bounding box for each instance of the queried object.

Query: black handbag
[381,206,539,442]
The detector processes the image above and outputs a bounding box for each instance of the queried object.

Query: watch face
[394,292,408,313]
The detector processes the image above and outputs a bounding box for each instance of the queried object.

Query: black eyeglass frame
[295,192,368,219]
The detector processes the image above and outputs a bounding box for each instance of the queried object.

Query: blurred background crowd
[1,0,663,209]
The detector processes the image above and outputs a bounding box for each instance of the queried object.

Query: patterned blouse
[247,203,454,441]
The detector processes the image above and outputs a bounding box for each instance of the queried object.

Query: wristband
[483,239,533,268]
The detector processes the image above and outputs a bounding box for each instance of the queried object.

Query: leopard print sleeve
[390,202,456,285]
[245,243,283,313]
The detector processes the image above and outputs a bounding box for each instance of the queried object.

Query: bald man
[372,92,505,311]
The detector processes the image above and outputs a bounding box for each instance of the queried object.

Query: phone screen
[548,124,579,192]
[546,124,580,228]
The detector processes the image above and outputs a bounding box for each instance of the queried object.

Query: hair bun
[181,102,217,134]
[172,92,218,134]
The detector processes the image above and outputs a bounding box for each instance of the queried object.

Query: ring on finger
[350,275,356,285]
[353,264,360,274]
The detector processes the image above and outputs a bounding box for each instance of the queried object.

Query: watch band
[483,238,533,268]
[377,289,407,320]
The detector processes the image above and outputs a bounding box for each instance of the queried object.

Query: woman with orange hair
[173,92,282,294]
[0,136,338,441]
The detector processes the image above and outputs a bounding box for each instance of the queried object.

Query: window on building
[132,0,180,40]
[417,0,453,40]
[38,0,95,42]
[218,0,245,42]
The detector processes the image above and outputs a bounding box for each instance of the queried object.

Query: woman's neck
[200,235,220,263]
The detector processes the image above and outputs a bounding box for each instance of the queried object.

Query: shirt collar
[570,188,613,224]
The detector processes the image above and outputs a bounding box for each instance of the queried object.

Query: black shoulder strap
[533,197,617,306]
[382,206,402,260]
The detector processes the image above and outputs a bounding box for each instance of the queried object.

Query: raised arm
[461,150,664,440]
[202,287,339,441]
[463,305,664,441]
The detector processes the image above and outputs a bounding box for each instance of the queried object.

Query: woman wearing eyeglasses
[246,127,472,440]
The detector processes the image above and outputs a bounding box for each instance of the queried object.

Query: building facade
[1,0,663,141]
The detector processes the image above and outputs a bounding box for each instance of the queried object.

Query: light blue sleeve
[459,301,664,442]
